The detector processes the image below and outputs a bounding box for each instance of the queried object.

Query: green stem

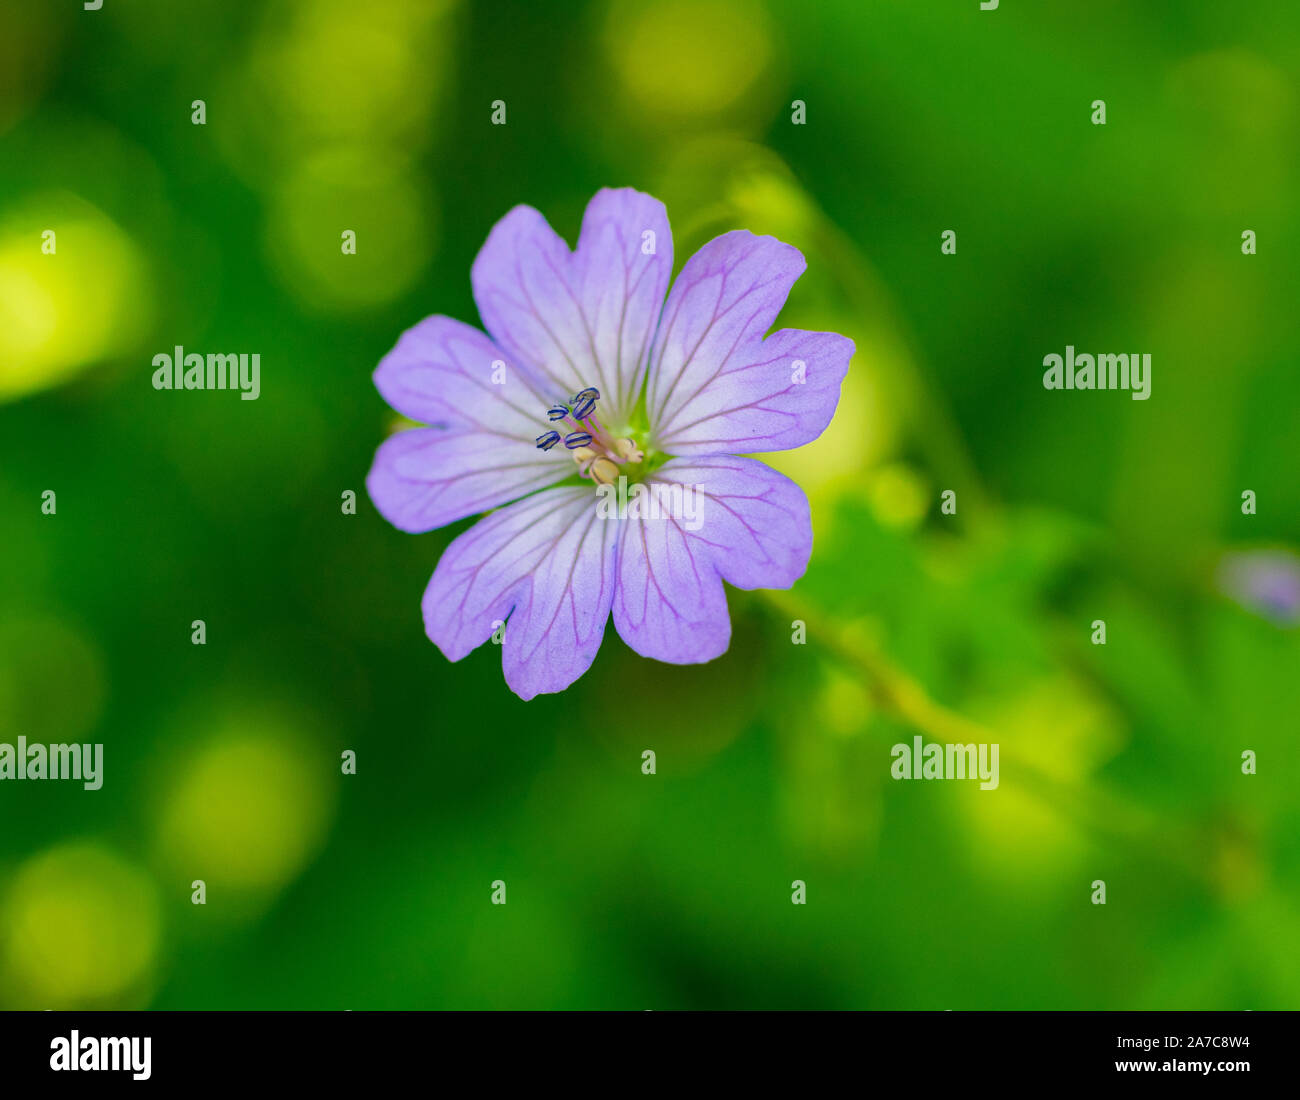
[764,588,1216,884]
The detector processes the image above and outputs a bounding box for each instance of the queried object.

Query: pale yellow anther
[571,446,598,463]
[590,458,620,484]
[612,438,643,462]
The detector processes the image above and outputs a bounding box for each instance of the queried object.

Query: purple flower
[366,188,854,699]
[1217,549,1300,626]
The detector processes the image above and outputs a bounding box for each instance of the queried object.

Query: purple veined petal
[611,455,811,664]
[471,187,673,425]
[645,231,852,455]
[366,426,568,533]
[373,314,552,434]
[423,487,618,700]
[368,314,570,532]
[652,328,854,456]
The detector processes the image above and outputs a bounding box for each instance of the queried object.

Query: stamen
[590,458,619,484]
[612,438,643,463]
[535,388,632,485]
[570,445,598,478]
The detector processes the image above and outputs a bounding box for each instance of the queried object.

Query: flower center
[534,386,649,486]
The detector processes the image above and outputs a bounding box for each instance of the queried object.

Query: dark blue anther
[535,431,561,451]
[564,431,593,449]
[547,404,570,422]
[571,387,599,403]
[571,394,596,419]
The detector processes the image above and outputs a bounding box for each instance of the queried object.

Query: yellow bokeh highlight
[605,0,775,117]
[868,463,931,531]
[156,713,334,902]
[264,148,436,311]
[251,0,457,147]
[655,137,828,251]
[960,780,1089,889]
[725,168,823,248]
[0,197,150,403]
[216,0,458,188]
[960,675,1124,886]
[979,675,1125,786]
[2,843,161,1007]
[817,662,874,738]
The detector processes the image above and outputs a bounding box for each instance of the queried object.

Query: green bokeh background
[1,0,1298,1009]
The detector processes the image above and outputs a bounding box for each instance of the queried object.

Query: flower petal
[646,231,852,456]
[373,314,551,434]
[368,315,569,532]
[423,488,618,700]
[612,456,811,663]
[471,187,673,425]
[366,427,568,533]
